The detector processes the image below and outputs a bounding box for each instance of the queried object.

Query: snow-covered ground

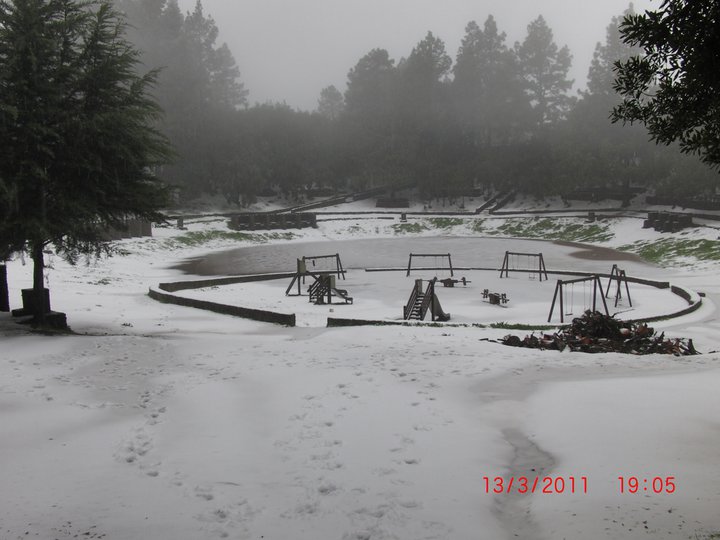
[2,212,720,540]
[179,270,688,327]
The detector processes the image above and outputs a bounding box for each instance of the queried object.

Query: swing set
[547,275,609,323]
[605,264,632,308]
[406,253,454,277]
[499,251,549,281]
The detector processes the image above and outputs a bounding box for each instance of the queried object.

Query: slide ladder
[308,274,353,304]
[403,279,450,321]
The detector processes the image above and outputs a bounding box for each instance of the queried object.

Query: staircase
[308,277,329,304]
[308,274,353,304]
[404,279,432,320]
[406,291,426,320]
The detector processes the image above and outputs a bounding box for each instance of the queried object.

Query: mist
[177,0,654,110]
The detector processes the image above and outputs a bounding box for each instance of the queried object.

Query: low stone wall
[148,273,296,326]
[327,317,404,327]
[229,213,316,231]
[158,272,294,293]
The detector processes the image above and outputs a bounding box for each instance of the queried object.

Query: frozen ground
[2,213,720,540]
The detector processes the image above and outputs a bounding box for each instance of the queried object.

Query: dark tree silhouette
[612,0,720,169]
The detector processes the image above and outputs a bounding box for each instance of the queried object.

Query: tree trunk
[32,242,47,326]
[0,263,8,312]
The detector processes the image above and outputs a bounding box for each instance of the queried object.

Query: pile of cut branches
[501,311,698,355]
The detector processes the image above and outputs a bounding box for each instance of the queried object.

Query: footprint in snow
[342,532,372,540]
[317,483,339,495]
[195,486,215,501]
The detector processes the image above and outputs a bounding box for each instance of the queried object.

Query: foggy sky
[177,0,655,111]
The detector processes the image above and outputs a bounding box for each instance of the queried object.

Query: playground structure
[440,277,470,287]
[406,253,454,277]
[605,264,632,308]
[307,274,353,305]
[403,279,451,322]
[285,254,352,304]
[302,254,346,279]
[499,251,549,281]
[285,254,346,296]
[547,275,609,323]
[482,289,509,306]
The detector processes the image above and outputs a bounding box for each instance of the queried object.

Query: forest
[116,0,718,205]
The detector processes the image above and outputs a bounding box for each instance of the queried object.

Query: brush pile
[501,311,699,355]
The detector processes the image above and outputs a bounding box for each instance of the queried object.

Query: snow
[178,269,689,327]
[527,369,720,539]
[2,212,720,540]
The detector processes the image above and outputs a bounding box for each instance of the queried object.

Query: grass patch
[393,217,477,234]
[172,230,255,246]
[491,217,613,243]
[471,219,486,233]
[619,238,720,265]
[490,322,557,331]
[392,222,429,234]
[428,217,464,228]
[164,229,295,249]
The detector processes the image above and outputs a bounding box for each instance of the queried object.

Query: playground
[174,242,693,327]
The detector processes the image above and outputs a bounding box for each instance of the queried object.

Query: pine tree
[344,49,400,186]
[452,16,529,147]
[515,15,574,127]
[317,85,344,121]
[586,4,640,98]
[0,0,172,327]
[116,0,246,199]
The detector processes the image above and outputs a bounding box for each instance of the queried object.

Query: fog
[177,0,654,111]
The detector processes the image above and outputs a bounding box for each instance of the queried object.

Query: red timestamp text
[483,475,588,495]
[618,476,676,494]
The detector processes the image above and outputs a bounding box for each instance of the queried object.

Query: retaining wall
[149,273,297,326]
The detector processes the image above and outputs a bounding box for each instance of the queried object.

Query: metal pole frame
[407,253,454,277]
[502,251,547,281]
[548,275,609,323]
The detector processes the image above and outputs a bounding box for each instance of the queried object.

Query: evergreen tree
[559,3,654,194]
[452,16,529,148]
[344,48,396,122]
[397,31,451,124]
[317,85,344,121]
[397,31,453,196]
[586,4,640,98]
[344,49,400,186]
[116,0,246,199]
[515,15,574,127]
[0,0,172,326]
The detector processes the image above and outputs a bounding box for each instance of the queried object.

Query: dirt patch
[554,240,649,264]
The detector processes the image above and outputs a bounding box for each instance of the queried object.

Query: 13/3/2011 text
[483,476,589,495]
